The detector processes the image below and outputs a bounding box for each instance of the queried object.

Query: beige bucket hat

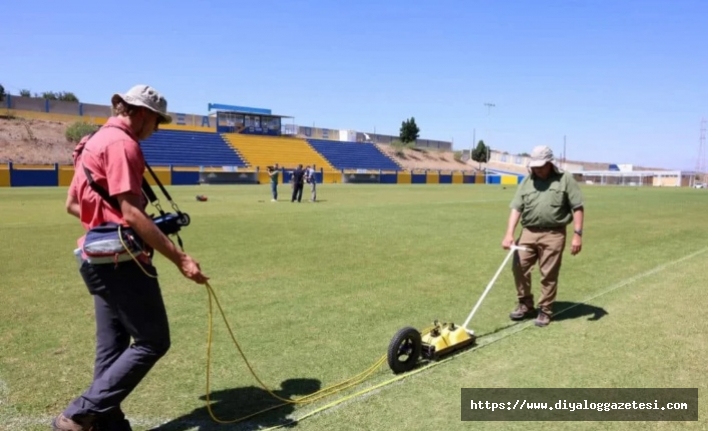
[111,84,172,124]
[527,145,561,173]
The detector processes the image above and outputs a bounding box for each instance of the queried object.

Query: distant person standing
[291,164,305,203]
[267,163,279,202]
[305,164,317,202]
[501,145,584,327]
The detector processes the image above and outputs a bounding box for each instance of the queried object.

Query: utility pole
[563,135,567,168]
[470,128,475,162]
[695,118,707,186]
[483,103,495,184]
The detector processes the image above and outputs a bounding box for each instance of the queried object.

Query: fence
[0,163,524,187]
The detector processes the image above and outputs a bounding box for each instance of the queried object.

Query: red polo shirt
[69,117,150,259]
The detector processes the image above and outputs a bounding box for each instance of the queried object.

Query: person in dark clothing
[291,164,305,203]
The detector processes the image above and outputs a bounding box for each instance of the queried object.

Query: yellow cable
[115,227,391,425]
[202,281,388,424]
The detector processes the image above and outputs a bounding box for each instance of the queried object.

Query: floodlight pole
[484,102,496,115]
[470,128,475,163]
[483,103,495,184]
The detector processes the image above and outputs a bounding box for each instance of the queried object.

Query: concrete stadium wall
[0,163,525,187]
[3,96,216,130]
[3,95,453,151]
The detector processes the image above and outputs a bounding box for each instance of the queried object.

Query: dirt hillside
[0,117,76,164]
[375,144,476,172]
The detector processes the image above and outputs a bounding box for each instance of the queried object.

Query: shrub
[65,121,98,143]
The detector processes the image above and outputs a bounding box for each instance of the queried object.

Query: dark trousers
[271,182,278,200]
[292,183,303,202]
[63,260,170,422]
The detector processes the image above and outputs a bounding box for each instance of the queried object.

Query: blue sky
[3,0,707,170]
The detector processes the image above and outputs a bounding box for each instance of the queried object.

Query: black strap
[144,162,174,203]
[82,164,157,213]
[139,172,162,213]
[77,125,167,214]
[82,164,122,212]
[76,125,187,253]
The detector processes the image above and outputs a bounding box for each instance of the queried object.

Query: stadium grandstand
[0,93,695,188]
[140,130,248,168]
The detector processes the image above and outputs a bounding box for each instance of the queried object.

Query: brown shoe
[509,302,536,321]
[52,413,95,431]
[534,310,551,327]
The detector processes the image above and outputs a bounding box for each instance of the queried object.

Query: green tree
[39,91,79,102]
[471,140,490,167]
[399,117,420,144]
[65,121,99,143]
[42,91,58,100]
[58,91,79,102]
[0,84,5,102]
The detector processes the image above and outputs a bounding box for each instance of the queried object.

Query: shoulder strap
[82,163,122,212]
[82,161,159,214]
[77,124,160,214]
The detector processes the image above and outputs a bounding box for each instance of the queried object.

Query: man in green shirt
[268,164,279,202]
[501,145,585,327]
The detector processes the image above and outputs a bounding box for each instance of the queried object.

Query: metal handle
[462,245,528,330]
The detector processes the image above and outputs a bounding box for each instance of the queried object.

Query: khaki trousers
[512,226,567,316]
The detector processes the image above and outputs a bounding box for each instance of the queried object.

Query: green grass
[1,184,707,430]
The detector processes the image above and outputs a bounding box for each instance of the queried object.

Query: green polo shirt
[510,170,584,228]
[269,170,279,185]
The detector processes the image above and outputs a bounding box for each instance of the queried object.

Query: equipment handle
[462,245,528,330]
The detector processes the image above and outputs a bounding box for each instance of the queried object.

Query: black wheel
[178,213,191,227]
[387,326,422,374]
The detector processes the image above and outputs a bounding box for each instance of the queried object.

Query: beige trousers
[512,226,567,316]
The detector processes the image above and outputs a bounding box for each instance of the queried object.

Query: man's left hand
[571,234,582,255]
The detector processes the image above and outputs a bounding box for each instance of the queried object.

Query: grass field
[1,183,706,431]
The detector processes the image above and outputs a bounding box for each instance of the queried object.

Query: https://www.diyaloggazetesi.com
[469,399,689,412]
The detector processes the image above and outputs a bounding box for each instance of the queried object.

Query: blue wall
[411,174,427,184]
[9,165,58,187]
[171,171,200,185]
[380,173,397,184]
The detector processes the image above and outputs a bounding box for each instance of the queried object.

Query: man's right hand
[501,234,515,250]
[118,193,210,285]
[178,254,209,284]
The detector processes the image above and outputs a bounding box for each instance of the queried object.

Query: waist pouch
[82,222,148,264]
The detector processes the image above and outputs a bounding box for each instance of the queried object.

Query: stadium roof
[207,103,293,118]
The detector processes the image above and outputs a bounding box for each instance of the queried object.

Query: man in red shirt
[53,85,208,431]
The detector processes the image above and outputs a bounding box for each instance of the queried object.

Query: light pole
[483,103,495,184]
